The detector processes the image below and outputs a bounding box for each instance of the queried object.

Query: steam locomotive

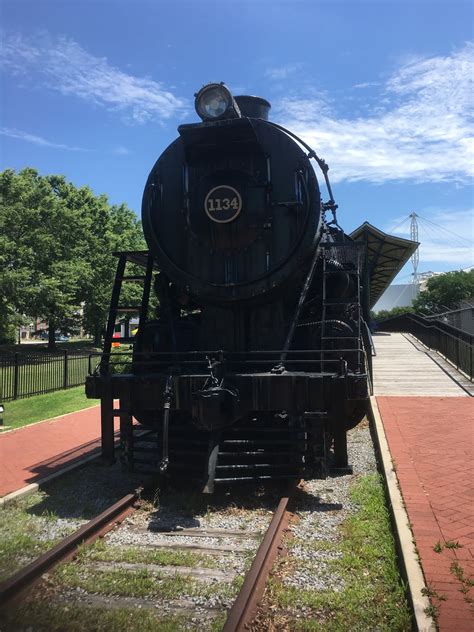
[87,83,372,490]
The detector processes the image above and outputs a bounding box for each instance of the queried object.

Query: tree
[412,270,474,315]
[371,306,413,322]
[0,169,88,348]
[41,177,146,344]
[82,203,145,345]
[0,168,146,348]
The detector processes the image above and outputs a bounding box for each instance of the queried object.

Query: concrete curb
[369,395,436,632]
[0,451,101,509]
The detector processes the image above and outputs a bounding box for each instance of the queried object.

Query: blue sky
[1,0,473,281]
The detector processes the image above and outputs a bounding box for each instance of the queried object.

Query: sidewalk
[377,396,473,631]
[0,406,119,497]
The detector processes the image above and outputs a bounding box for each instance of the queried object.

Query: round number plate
[204,185,242,223]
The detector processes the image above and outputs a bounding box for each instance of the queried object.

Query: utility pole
[410,212,419,287]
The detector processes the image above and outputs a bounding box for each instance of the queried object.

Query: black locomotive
[86,83,372,490]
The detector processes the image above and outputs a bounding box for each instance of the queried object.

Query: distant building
[373,284,419,313]
[19,318,48,341]
[18,303,86,342]
[373,266,473,314]
[417,271,442,292]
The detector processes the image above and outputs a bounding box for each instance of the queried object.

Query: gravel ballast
[281,423,376,595]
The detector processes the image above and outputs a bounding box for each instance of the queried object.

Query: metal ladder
[320,245,363,372]
[101,252,155,375]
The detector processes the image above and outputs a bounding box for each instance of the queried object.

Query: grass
[2,385,96,429]
[0,461,147,583]
[1,601,194,632]
[0,489,75,581]
[0,528,54,581]
[423,603,440,621]
[422,585,447,601]
[434,539,463,553]
[265,473,412,631]
[77,538,221,569]
[54,561,238,602]
[0,339,100,355]
[0,340,101,403]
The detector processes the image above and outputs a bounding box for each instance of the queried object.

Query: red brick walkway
[377,396,474,631]
[0,407,119,497]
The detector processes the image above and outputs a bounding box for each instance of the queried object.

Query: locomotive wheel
[345,400,369,430]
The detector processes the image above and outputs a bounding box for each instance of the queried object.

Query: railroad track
[0,482,296,631]
[0,491,140,608]
[0,421,413,630]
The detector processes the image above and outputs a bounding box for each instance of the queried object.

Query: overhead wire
[416,218,441,243]
[387,212,473,249]
[387,211,472,288]
[388,215,411,235]
[417,217,473,259]
[417,214,473,247]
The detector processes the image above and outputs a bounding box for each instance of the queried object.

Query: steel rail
[0,490,140,608]
[223,488,295,632]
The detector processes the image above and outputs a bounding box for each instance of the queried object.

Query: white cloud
[387,208,473,265]
[1,33,188,123]
[277,96,332,121]
[0,126,86,150]
[352,82,380,89]
[265,63,303,81]
[276,44,474,184]
[113,146,131,156]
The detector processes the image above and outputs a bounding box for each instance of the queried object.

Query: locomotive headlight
[194,83,240,121]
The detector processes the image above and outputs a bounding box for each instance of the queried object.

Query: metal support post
[100,391,115,463]
[331,391,352,473]
[63,350,68,389]
[13,353,19,400]
[333,425,349,469]
[120,385,134,471]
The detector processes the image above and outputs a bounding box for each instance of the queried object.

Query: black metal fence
[377,313,473,380]
[0,351,93,401]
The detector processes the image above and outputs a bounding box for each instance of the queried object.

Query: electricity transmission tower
[410,212,419,286]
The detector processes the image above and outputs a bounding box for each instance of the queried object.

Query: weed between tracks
[76,538,221,568]
[257,473,412,631]
[1,600,220,632]
[53,562,239,601]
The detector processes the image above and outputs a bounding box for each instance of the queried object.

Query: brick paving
[377,396,474,631]
[0,406,119,497]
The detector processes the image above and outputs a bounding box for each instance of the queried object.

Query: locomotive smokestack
[234,95,271,120]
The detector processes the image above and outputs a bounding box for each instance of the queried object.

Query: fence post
[63,350,68,389]
[471,345,473,382]
[13,353,19,400]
